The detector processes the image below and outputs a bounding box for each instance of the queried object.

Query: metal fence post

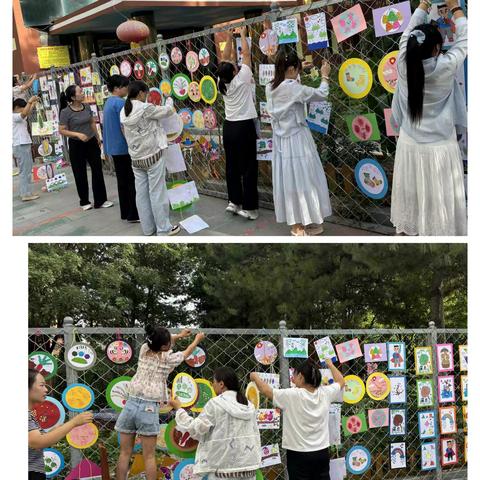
[63,316,82,469]
[278,319,289,389]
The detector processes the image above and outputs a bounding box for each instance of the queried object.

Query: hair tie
[410,30,426,45]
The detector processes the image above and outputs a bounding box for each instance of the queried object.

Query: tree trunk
[431,275,445,328]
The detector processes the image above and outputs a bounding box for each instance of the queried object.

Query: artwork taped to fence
[389,376,407,404]
[260,444,281,468]
[421,442,438,471]
[368,408,389,428]
[390,442,407,469]
[414,347,433,375]
[418,410,436,439]
[364,343,387,363]
[342,412,367,436]
[283,337,308,358]
[417,379,434,407]
[389,408,407,436]
[304,12,329,50]
[44,448,65,478]
[257,408,281,429]
[331,4,367,43]
[373,2,412,38]
[306,101,331,134]
[346,445,371,474]
[272,17,299,44]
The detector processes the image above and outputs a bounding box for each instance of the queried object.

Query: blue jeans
[115,397,160,436]
[13,144,33,197]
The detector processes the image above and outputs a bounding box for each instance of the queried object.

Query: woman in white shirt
[251,358,345,480]
[391,0,467,236]
[217,28,259,220]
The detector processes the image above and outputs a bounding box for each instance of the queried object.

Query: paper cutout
[160,79,172,97]
[441,438,458,466]
[46,173,68,192]
[363,343,387,363]
[439,406,457,435]
[257,408,281,429]
[165,419,198,458]
[66,343,97,371]
[110,65,120,76]
[331,5,367,43]
[254,340,277,365]
[390,442,406,469]
[259,102,272,124]
[354,158,388,200]
[272,17,299,44]
[246,382,260,409]
[167,181,199,210]
[346,445,371,474]
[120,60,132,77]
[429,4,458,48]
[307,101,332,134]
[180,215,209,235]
[390,408,407,435]
[186,51,200,73]
[421,442,438,471]
[339,58,373,99]
[418,410,436,439]
[66,423,98,449]
[65,458,102,480]
[305,12,329,50]
[342,412,367,436]
[166,143,186,174]
[388,342,406,371]
[44,448,65,478]
[198,48,210,66]
[172,373,199,408]
[106,376,131,411]
[314,336,337,363]
[414,347,433,375]
[62,383,94,412]
[159,52,170,70]
[346,113,381,142]
[378,51,399,94]
[259,64,275,86]
[260,444,281,468]
[106,340,133,364]
[366,373,391,401]
[192,110,205,129]
[461,375,468,401]
[384,108,400,136]
[172,74,190,100]
[79,67,92,86]
[171,47,183,65]
[191,378,216,413]
[335,338,362,363]
[31,397,66,432]
[133,60,145,80]
[283,337,308,358]
[416,379,434,407]
[368,408,389,428]
[199,76,218,105]
[187,81,201,103]
[373,2,411,38]
[257,138,273,161]
[145,59,158,78]
[436,343,454,372]
[29,351,58,379]
[459,345,468,371]
[256,373,280,389]
[259,29,279,56]
[203,107,217,129]
[343,375,366,404]
[178,108,193,128]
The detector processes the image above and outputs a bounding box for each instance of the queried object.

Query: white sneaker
[238,209,259,220]
[82,203,93,211]
[225,202,241,214]
[100,201,114,208]
[167,225,181,236]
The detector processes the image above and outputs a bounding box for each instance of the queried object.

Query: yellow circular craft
[172,372,199,408]
[65,386,92,410]
[199,75,218,105]
[191,378,216,413]
[378,51,399,94]
[246,381,260,409]
[343,375,366,404]
[366,372,391,400]
[339,58,373,99]
[66,423,98,449]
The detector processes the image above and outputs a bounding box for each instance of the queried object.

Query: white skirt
[390,129,467,236]
[272,126,332,226]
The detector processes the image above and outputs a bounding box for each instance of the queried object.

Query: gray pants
[13,144,33,197]
[133,155,172,235]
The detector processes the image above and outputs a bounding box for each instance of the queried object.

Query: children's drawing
[79,66,92,86]
[256,373,280,389]
[62,383,95,412]
[331,4,367,43]
[418,411,436,439]
[39,76,48,91]
[314,336,337,363]
[120,59,132,77]
[342,412,367,436]
[421,442,437,471]
[198,48,210,66]
[260,444,282,468]
[259,102,272,124]
[343,375,366,404]
[159,52,170,70]
[438,375,455,403]
[304,12,329,50]
[82,86,95,103]
[388,342,406,371]
[106,340,133,365]
[235,37,252,66]
[346,113,381,142]
[66,422,98,450]
[66,343,97,371]
[43,448,65,478]
[167,181,200,210]
[191,379,216,413]
[46,173,68,192]
[373,2,411,38]
[390,442,406,469]
[366,373,391,401]
[335,338,362,363]
[47,81,57,101]
[363,343,387,363]
[172,373,199,408]
[259,29,279,56]
[185,51,199,73]
[171,46,183,65]
[31,396,66,432]
[416,379,434,407]
[461,375,468,402]
[366,362,378,375]
[259,64,275,86]
[187,81,201,103]
[428,4,458,48]
[246,382,260,409]
[199,75,218,105]
[254,340,278,365]
[172,73,190,100]
[384,108,400,136]
[355,158,388,200]
[256,408,281,429]
[172,459,197,479]
[414,347,433,375]
[389,408,407,436]
[106,376,131,411]
[459,345,468,371]
[203,107,217,129]
[441,438,458,466]
[28,351,58,379]
[272,17,299,44]
[257,138,273,161]
[185,346,207,369]
[346,445,371,475]
[178,108,193,129]
[368,408,389,428]
[283,338,308,358]
[166,143,187,175]
[306,101,332,134]
[436,343,454,372]
[31,121,54,137]
[439,406,457,435]
[378,51,399,94]
[133,59,145,80]
[338,58,373,99]
[389,376,407,404]
[145,59,158,78]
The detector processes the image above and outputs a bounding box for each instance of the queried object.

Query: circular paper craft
[198,48,210,66]
[339,58,373,99]
[343,375,366,404]
[31,396,66,432]
[106,376,132,411]
[346,445,372,475]
[172,73,190,100]
[66,422,98,450]
[259,29,279,56]
[351,115,375,141]
[110,65,120,76]
[186,51,200,73]
[185,346,207,368]
[160,79,172,97]
[157,424,168,450]
[165,419,198,458]
[246,382,260,409]
[254,340,278,365]
[159,52,170,70]
[192,110,205,129]
[133,59,145,80]
[171,47,183,65]
[366,372,391,400]
[199,76,218,105]
[188,81,201,102]
[191,379,216,413]
[120,60,132,77]
[147,87,163,106]
[62,383,95,412]
[38,141,53,157]
[28,351,58,380]
[378,51,399,94]
[145,60,158,78]
[178,109,193,129]
[161,113,184,142]
[172,372,199,408]
[381,8,405,35]
[203,108,217,129]
[354,158,388,200]
[66,343,97,371]
[118,432,142,453]
[173,459,206,480]
[106,339,133,364]
[44,448,65,478]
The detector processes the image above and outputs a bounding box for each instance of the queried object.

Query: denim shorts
[115,397,160,436]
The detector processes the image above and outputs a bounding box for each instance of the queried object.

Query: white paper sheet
[166,143,187,174]
[179,215,209,234]
[167,181,199,210]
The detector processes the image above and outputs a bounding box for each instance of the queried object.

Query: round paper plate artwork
[198,48,210,66]
[145,60,158,78]
[29,351,58,380]
[354,158,388,200]
[133,60,145,80]
[147,87,163,106]
[171,47,183,65]
[259,29,279,56]
[38,141,53,157]
[66,343,97,371]
[246,382,260,409]
[172,372,199,408]
[192,110,205,129]
[110,65,120,76]
[44,448,65,478]
[188,81,202,103]
[378,51,399,94]
[203,108,217,129]
[178,108,193,129]
[254,340,278,365]
[172,73,190,100]
[199,76,218,105]
[191,379,216,413]
[31,396,66,432]
[106,376,132,411]
[62,383,95,412]
[106,339,134,365]
[366,372,391,400]
[159,52,170,70]
[346,445,372,475]
[343,375,366,404]
[160,79,172,97]
[120,60,132,77]
[186,51,200,73]
[165,419,199,458]
[173,458,206,480]
[66,422,99,449]
[339,58,373,99]
[185,346,207,368]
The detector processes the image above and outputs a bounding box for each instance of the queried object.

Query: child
[266,51,332,236]
[120,81,180,236]
[170,367,261,479]
[13,97,40,201]
[115,326,204,480]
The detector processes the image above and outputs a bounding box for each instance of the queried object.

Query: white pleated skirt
[390,129,467,236]
[272,126,332,226]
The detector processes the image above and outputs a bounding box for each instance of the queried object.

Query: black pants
[112,154,139,221]
[68,137,108,208]
[29,472,46,480]
[286,448,330,480]
[223,118,258,210]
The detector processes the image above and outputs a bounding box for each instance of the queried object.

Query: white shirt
[273,383,341,452]
[224,64,258,121]
[12,113,32,146]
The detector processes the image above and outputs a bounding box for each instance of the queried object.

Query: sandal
[290,228,307,236]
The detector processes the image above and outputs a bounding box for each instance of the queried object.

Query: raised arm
[442,0,467,71]
[20,96,39,119]
[296,61,330,103]
[325,358,345,388]
[20,73,37,92]
[222,30,235,62]
[145,104,175,120]
[180,332,205,359]
[171,329,192,345]
[239,27,251,69]
[250,372,273,401]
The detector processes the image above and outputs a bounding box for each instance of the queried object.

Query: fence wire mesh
[28,321,467,479]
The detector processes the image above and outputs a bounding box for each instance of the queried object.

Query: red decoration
[116,20,150,43]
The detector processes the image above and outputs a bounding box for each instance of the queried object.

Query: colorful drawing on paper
[43,448,65,478]
[259,64,275,86]
[82,86,95,103]
[66,423,98,449]
[171,47,183,65]
[133,60,145,80]
[28,351,58,380]
[373,2,411,38]
[257,138,273,161]
[387,342,406,371]
[62,383,95,412]
[66,343,97,371]
[191,110,205,129]
[45,173,68,192]
[147,87,163,106]
[335,338,362,363]
[32,121,54,137]
[346,113,381,142]
[438,375,455,403]
[459,345,468,371]
[436,344,454,372]
[31,397,65,432]
[368,408,389,428]
[259,29,279,56]
[246,382,260,409]
[178,108,193,129]
[384,108,400,136]
[415,347,433,375]
[187,81,201,103]
[167,180,199,210]
[256,373,280,390]
[389,376,407,404]
[346,446,371,475]
[421,442,438,471]
[165,419,198,458]
[339,58,373,99]
[145,60,158,78]
[79,66,92,86]
[366,363,379,375]
[428,4,457,48]
[160,79,172,98]
[159,52,170,70]
[185,346,207,369]
[306,101,332,134]
[390,409,406,436]
[417,379,434,407]
[172,459,200,480]
[256,409,281,429]
[331,4,367,43]
[313,336,337,363]
[440,406,457,435]
[235,37,252,66]
[186,51,200,73]
[191,379,216,413]
[259,102,272,124]
[441,438,458,466]
[272,17,299,44]
[254,340,278,365]
[203,107,217,129]
[418,410,436,439]
[106,340,133,365]
[378,51,399,93]
[172,373,199,408]
[106,376,131,411]
[390,442,406,469]
[198,48,210,66]
[342,412,367,437]
[304,12,329,50]
[363,343,387,363]
[109,64,120,76]
[199,76,218,105]
[343,375,365,404]
[260,444,281,468]
[120,60,132,77]
[172,74,190,100]
[461,375,468,401]
[366,373,390,401]
[283,337,308,358]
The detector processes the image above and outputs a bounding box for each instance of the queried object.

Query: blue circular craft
[44,448,65,478]
[61,383,95,412]
[346,445,372,475]
[173,459,207,480]
[354,158,388,200]
[178,108,193,129]
[117,431,142,453]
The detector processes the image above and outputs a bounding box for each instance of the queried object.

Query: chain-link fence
[28,318,467,479]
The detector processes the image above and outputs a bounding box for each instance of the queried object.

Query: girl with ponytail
[251,357,345,480]
[391,0,467,235]
[170,366,261,479]
[266,49,332,236]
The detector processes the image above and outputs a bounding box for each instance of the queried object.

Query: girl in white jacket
[170,367,261,479]
[120,81,180,236]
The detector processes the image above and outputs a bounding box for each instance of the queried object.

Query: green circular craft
[28,351,58,380]
[171,73,190,100]
[199,75,218,105]
[106,376,132,412]
[164,418,198,458]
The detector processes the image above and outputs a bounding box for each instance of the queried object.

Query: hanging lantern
[116,20,150,43]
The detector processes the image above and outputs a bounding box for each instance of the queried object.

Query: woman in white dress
[266,51,332,236]
[391,0,467,236]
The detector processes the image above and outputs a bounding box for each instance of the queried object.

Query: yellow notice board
[37,46,71,68]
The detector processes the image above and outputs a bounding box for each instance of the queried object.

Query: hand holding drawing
[250,372,274,400]
[168,396,182,410]
[325,358,346,388]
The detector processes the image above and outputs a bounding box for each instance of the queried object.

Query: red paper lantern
[116,20,150,43]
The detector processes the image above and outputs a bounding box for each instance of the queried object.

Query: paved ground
[13,167,379,237]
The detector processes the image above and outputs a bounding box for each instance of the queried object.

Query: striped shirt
[28,411,45,473]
